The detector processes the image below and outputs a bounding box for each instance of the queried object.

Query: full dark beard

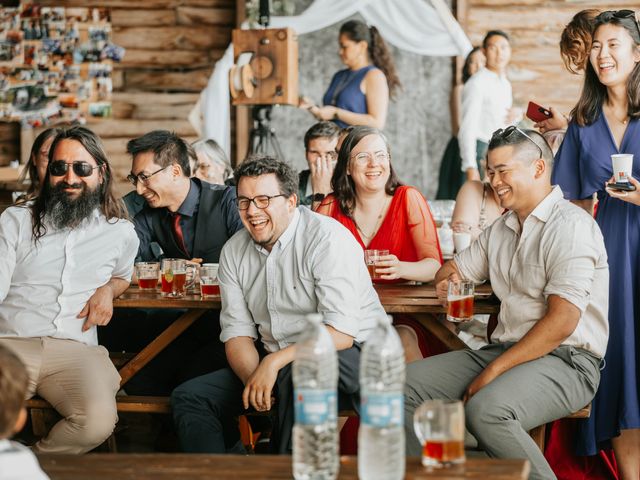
[45,182,101,230]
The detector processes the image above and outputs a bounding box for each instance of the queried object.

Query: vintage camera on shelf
[229,27,298,107]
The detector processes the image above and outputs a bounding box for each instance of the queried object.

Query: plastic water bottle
[358,315,406,480]
[292,314,339,480]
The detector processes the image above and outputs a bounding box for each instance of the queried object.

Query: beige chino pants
[0,337,120,454]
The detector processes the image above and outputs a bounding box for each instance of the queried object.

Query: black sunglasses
[491,126,544,159]
[49,160,101,177]
[596,10,640,34]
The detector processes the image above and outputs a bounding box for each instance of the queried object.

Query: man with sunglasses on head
[403,128,609,480]
[0,126,139,454]
[101,130,243,396]
[171,155,385,454]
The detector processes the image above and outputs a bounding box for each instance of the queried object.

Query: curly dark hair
[559,9,599,74]
[234,155,299,198]
[340,20,402,99]
[572,10,640,126]
[30,125,127,242]
[330,125,401,217]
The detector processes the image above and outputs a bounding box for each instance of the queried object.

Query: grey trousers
[404,343,601,480]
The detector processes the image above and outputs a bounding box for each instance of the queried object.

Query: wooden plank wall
[459,0,637,121]
[28,0,235,195]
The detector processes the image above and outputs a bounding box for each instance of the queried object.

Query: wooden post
[234,0,250,167]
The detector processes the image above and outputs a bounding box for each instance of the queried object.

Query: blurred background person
[300,20,401,130]
[298,121,339,207]
[191,138,233,186]
[16,127,62,202]
[535,9,600,144]
[436,47,485,200]
[458,30,520,182]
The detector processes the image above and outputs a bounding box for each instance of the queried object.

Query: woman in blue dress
[302,20,400,130]
[552,10,640,479]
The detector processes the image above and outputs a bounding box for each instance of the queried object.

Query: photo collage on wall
[0,3,124,126]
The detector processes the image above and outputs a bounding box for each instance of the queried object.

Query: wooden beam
[124,68,212,92]
[234,0,249,166]
[86,119,197,138]
[119,49,221,68]
[176,6,234,25]
[112,26,231,50]
[111,8,176,27]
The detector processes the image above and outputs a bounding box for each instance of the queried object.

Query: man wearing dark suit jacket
[100,131,243,395]
[126,130,242,263]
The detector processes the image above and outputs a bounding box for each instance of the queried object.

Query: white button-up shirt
[0,205,139,346]
[459,67,513,172]
[219,207,384,353]
[454,186,609,358]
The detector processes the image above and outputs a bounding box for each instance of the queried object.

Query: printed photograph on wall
[0,3,124,126]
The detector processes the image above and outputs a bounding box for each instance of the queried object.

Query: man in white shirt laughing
[0,126,139,454]
[172,156,385,454]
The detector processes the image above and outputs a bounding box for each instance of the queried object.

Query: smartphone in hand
[526,101,552,123]
[606,182,637,192]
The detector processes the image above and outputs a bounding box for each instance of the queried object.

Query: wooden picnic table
[38,453,529,479]
[112,283,499,387]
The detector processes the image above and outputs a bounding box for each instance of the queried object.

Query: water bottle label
[294,389,337,425]
[361,392,403,428]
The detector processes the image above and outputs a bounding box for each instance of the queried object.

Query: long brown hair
[17,127,63,202]
[331,125,401,217]
[30,125,127,242]
[340,20,402,99]
[572,11,640,126]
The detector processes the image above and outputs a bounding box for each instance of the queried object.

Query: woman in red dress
[316,126,443,362]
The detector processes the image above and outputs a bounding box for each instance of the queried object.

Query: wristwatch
[312,193,326,202]
[333,109,339,120]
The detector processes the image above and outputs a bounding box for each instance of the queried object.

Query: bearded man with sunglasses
[404,128,609,480]
[0,126,139,454]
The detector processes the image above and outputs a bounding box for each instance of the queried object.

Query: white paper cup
[612,154,634,184]
[453,232,472,253]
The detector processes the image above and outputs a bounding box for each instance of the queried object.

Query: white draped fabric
[199,0,472,156]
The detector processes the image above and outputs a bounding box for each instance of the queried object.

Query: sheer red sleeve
[404,187,443,264]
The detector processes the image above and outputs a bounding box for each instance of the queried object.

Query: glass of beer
[364,249,389,279]
[161,258,195,298]
[446,279,474,322]
[135,262,159,291]
[200,263,220,298]
[413,399,465,468]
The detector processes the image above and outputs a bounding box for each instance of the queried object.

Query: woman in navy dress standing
[552,10,640,479]
[303,20,400,130]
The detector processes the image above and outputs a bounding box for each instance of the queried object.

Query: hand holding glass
[364,249,389,279]
[447,280,474,322]
[413,400,465,467]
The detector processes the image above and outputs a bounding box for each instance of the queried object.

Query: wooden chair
[528,404,591,452]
